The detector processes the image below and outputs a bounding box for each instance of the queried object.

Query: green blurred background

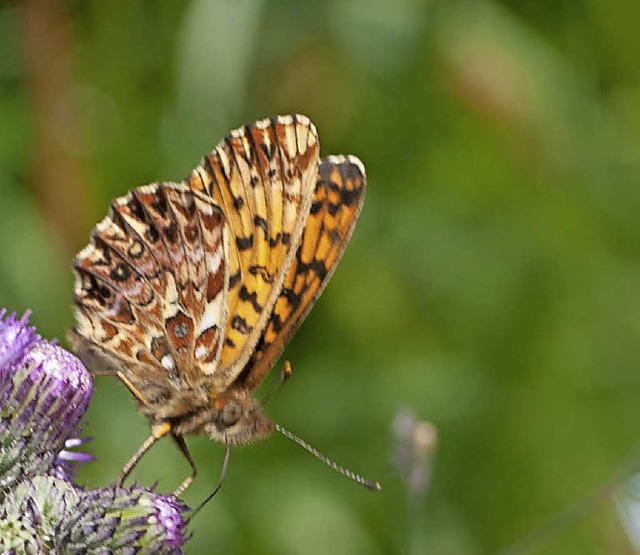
[2,0,640,553]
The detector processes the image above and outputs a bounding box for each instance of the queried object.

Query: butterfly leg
[91,370,161,486]
[172,433,198,496]
[263,360,294,405]
[190,443,232,518]
[116,422,171,487]
[115,371,150,405]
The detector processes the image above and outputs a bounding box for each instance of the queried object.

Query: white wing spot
[198,294,224,334]
[195,344,207,360]
[255,117,272,129]
[161,355,175,371]
[207,245,223,275]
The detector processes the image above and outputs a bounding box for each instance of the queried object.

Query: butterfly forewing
[186,115,319,390]
[71,184,229,384]
[239,155,367,390]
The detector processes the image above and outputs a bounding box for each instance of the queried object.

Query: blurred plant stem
[19,0,88,255]
[392,408,438,555]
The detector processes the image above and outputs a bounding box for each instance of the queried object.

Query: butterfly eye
[220,402,242,427]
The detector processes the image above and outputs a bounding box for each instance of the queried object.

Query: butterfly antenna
[188,443,231,522]
[263,360,294,406]
[275,424,381,491]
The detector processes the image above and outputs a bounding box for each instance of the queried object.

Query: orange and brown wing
[69,183,229,386]
[238,155,367,390]
[186,115,319,390]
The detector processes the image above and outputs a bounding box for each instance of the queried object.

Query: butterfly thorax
[140,383,275,447]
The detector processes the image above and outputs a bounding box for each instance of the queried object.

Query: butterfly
[68,114,378,496]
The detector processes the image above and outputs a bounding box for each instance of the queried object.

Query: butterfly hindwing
[186,115,320,390]
[238,155,367,390]
[70,183,229,388]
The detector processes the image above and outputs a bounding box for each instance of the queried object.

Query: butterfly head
[205,389,274,446]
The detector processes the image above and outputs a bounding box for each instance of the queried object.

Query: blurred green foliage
[2,1,640,553]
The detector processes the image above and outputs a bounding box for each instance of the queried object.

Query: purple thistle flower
[0,475,82,551]
[0,309,40,370]
[0,309,94,485]
[0,308,191,552]
[151,493,190,549]
[0,477,188,553]
[59,485,189,552]
[0,319,93,488]
[51,436,95,480]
